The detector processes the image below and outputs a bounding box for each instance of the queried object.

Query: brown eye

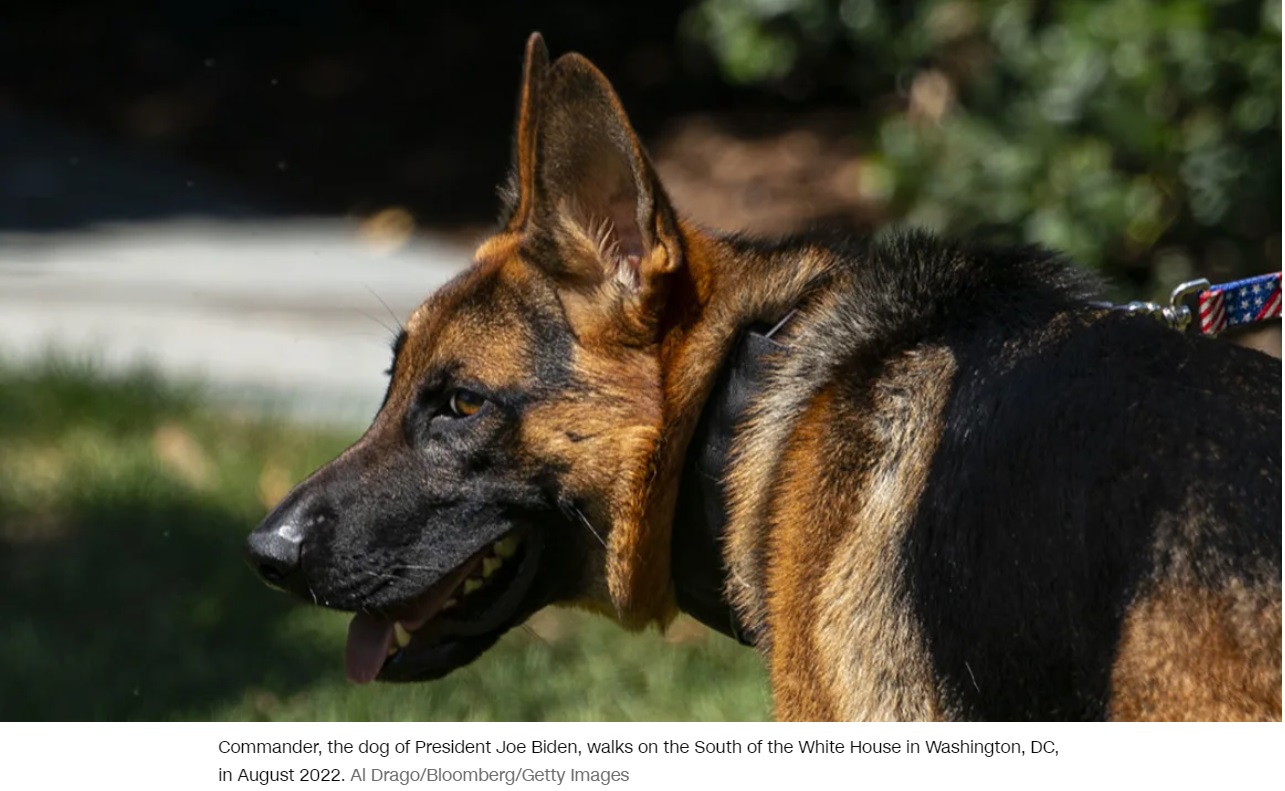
[447,389,485,418]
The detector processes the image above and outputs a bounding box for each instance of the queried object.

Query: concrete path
[0,219,468,426]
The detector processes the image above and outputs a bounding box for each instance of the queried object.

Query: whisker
[381,564,444,573]
[573,506,608,549]
[365,285,403,334]
[356,308,397,338]
[519,623,548,644]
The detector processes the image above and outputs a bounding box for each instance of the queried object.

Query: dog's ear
[503,32,550,232]
[510,45,682,328]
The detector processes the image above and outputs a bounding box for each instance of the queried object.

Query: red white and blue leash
[1121,272,1282,336]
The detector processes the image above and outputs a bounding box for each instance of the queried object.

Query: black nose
[246,489,326,597]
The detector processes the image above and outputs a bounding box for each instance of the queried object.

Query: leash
[1119,273,1282,336]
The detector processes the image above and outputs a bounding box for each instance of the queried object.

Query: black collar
[670,317,793,646]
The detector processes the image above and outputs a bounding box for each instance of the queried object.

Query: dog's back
[245,36,1278,721]
[723,231,1282,721]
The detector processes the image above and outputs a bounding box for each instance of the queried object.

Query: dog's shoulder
[753,226,1277,428]
[723,228,1280,720]
[769,227,1280,555]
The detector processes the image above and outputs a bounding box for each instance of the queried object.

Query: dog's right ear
[501,32,550,232]
[503,37,683,338]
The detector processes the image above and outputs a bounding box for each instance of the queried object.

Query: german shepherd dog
[247,34,1282,720]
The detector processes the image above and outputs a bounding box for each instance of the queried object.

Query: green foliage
[0,361,768,720]
[686,0,1281,298]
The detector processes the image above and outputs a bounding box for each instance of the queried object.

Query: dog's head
[245,34,695,683]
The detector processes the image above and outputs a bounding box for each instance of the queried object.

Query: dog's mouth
[344,527,544,684]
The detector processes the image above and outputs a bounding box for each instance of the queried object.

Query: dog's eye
[447,389,485,418]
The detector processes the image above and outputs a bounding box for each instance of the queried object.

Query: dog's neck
[607,226,828,631]
[670,320,791,645]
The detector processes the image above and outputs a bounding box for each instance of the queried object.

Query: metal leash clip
[1119,278,1211,333]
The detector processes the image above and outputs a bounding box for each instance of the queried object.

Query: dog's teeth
[493,536,520,558]
[482,557,502,577]
[443,598,457,610]
[463,578,483,595]
[394,623,413,648]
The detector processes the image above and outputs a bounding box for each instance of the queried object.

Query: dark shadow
[0,487,334,720]
[0,0,751,232]
[0,111,280,232]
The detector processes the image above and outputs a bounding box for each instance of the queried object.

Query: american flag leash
[1120,273,1282,337]
[1195,272,1282,336]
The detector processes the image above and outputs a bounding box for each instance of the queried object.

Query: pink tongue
[345,613,395,684]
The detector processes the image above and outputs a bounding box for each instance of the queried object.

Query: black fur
[726,228,1279,719]
[904,310,1280,719]
[246,265,586,682]
[728,229,1104,636]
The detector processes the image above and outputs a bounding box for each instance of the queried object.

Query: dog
[246,34,1282,721]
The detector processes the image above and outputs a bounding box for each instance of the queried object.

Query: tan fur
[814,347,954,721]
[519,343,663,610]
[397,264,527,397]
[367,36,1280,720]
[723,285,848,634]
[506,34,549,231]
[753,348,953,720]
[761,385,843,720]
[1109,580,1282,721]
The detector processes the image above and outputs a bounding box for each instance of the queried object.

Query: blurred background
[0,0,1279,720]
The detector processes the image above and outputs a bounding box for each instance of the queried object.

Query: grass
[0,358,769,721]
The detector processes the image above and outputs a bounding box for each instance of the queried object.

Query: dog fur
[247,34,1282,721]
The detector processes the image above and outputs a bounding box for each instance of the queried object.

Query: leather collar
[670,316,793,646]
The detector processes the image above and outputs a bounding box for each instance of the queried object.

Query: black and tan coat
[247,35,1282,721]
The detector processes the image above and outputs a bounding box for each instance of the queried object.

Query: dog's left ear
[511,47,683,329]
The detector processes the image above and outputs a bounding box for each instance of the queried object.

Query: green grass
[0,359,770,721]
